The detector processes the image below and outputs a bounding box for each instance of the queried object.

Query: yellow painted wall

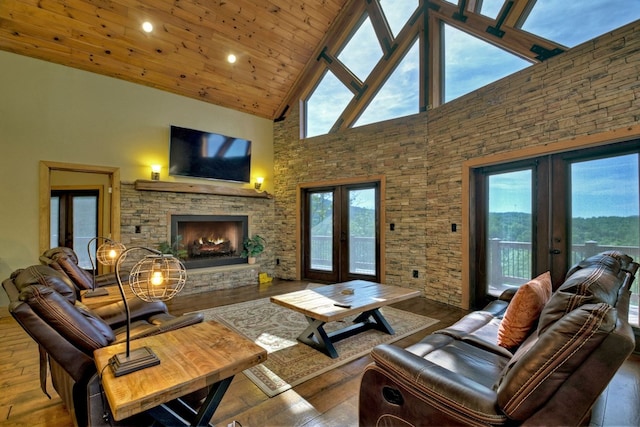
[0,51,273,305]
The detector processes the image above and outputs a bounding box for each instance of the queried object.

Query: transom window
[299,0,640,138]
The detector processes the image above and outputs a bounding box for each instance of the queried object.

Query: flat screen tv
[169,125,252,183]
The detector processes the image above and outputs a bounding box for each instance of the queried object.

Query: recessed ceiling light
[227,54,237,64]
[142,21,153,33]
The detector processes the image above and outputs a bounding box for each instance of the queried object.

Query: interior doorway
[39,161,121,274]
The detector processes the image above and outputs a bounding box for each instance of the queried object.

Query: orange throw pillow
[497,271,552,349]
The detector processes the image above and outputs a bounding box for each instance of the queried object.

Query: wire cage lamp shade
[86,237,126,297]
[110,247,187,377]
[96,239,126,266]
[128,254,187,302]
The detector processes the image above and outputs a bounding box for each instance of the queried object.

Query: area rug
[191,296,438,397]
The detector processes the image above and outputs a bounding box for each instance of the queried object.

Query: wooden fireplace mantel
[134,180,272,199]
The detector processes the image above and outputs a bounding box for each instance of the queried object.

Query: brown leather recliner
[40,246,117,292]
[359,252,638,426]
[3,264,204,427]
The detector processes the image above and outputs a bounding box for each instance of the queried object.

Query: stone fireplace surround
[120,182,274,296]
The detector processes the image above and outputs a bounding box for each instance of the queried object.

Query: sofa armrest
[497,287,518,302]
[114,312,204,342]
[92,298,169,327]
[370,344,502,419]
[94,272,118,287]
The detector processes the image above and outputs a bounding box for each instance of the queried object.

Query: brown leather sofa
[359,252,638,426]
[3,264,204,427]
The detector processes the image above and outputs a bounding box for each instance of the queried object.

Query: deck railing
[489,239,639,325]
[310,236,375,274]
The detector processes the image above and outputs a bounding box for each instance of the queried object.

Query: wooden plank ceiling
[0,0,350,119]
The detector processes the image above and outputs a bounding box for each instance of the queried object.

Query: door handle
[550,249,561,255]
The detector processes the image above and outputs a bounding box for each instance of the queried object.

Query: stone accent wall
[119,182,275,295]
[273,22,639,307]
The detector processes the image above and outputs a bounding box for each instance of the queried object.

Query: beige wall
[0,51,273,306]
[273,21,640,308]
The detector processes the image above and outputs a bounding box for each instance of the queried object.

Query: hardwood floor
[1,279,639,426]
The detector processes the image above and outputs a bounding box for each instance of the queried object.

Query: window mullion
[429,0,560,62]
[337,23,422,130]
[365,0,396,58]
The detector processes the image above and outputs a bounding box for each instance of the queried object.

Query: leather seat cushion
[405,333,510,390]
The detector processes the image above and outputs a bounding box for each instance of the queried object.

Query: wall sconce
[151,165,161,181]
[255,177,264,190]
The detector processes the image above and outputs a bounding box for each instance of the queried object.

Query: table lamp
[109,246,187,377]
[86,237,126,298]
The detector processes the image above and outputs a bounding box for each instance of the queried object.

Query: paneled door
[303,182,380,283]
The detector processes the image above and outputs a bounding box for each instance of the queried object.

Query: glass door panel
[348,188,377,276]
[486,169,533,297]
[73,195,98,269]
[51,190,99,269]
[570,154,640,325]
[310,191,334,271]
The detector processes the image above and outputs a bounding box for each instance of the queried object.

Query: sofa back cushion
[538,260,625,334]
[19,285,115,354]
[12,265,77,304]
[496,302,616,420]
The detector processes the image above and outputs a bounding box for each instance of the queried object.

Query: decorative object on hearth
[241,234,266,264]
[110,246,187,377]
[86,236,126,297]
[258,272,273,284]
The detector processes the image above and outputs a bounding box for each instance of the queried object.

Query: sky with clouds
[306,0,639,137]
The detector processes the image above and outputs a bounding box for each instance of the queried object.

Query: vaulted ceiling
[0,0,351,120]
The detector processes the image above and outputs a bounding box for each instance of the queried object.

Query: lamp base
[109,346,160,377]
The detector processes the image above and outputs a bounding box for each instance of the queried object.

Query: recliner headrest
[41,246,80,264]
[12,265,77,304]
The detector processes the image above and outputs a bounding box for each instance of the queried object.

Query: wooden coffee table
[270,280,420,358]
[94,321,266,426]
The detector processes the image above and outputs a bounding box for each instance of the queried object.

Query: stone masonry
[272,21,639,307]
[119,182,275,295]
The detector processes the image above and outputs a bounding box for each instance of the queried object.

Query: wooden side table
[94,321,266,426]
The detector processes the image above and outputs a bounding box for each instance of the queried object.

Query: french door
[302,182,380,283]
[50,189,100,269]
[473,140,640,326]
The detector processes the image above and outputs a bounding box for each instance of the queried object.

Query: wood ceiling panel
[0,0,351,119]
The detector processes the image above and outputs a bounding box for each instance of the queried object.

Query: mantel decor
[134,179,272,199]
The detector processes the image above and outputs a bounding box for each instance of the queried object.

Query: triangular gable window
[355,39,419,128]
[444,24,530,103]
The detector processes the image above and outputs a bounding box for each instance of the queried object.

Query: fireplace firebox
[170,215,248,269]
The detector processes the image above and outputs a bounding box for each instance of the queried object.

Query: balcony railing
[310,236,375,274]
[488,239,640,326]
[310,236,639,325]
